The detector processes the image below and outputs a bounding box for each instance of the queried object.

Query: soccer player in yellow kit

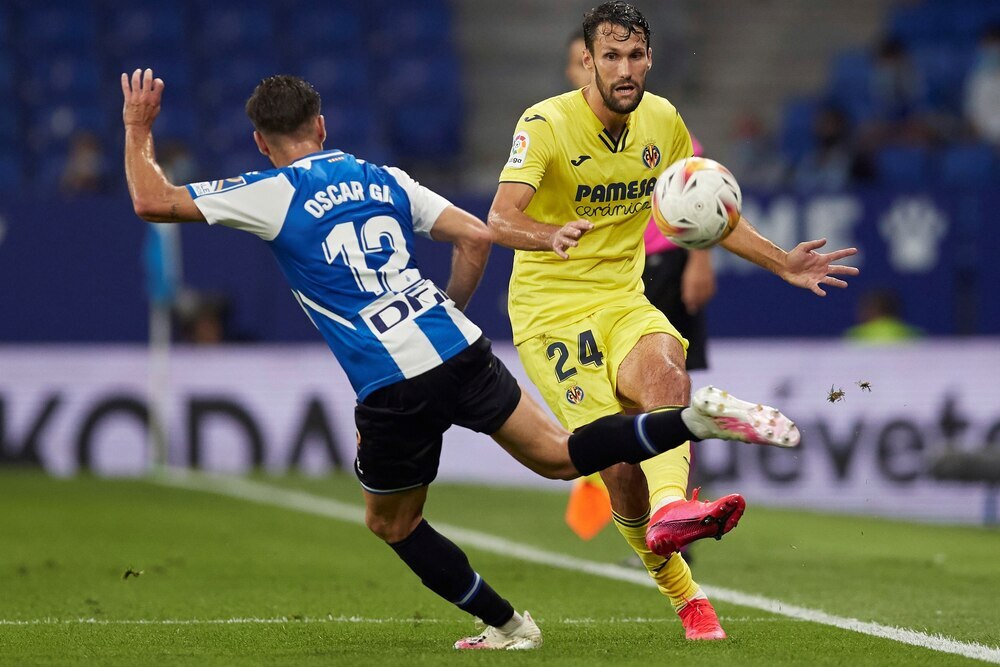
[489,1,859,640]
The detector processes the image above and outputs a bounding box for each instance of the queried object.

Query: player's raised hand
[782,238,860,296]
[121,68,164,129]
[551,219,594,259]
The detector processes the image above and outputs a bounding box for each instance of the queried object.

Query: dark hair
[582,1,651,53]
[245,75,321,136]
[876,36,906,59]
[860,289,902,318]
[568,27,585,46]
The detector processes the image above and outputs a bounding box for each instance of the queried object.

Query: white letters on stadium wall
[878,196,948,272]
[1,341,998,524]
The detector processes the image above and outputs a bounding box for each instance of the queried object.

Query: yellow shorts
[515,296,687,431]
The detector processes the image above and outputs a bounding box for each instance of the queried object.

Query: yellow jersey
[498,88,693,344]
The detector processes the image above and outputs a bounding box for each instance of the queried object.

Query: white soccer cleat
[453,611,542,650]
[683,385,801,448]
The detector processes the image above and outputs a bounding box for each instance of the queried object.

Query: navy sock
[567,408,696,475]
[389,519,514,627]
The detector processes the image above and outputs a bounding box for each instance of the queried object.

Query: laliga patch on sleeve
[505,132,530,169]
[190,176,248,197]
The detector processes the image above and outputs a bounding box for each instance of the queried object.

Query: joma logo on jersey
[363,281,448,335]
[575,178,656,203]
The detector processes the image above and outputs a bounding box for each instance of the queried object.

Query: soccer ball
[651,157,742,250]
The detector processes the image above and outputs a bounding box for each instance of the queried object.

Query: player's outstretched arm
[121,68,204,223]
[721,217,859,297]
[488,183,593,259]
[428,206,492,311]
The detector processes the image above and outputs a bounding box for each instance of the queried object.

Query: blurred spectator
[174,290,231,345]
[793,106,872,190]
[964,24,1000,147]
[565,29,588,89]
[870,37,926,125]
[158,140,198,184]
[844,288,923,343]
[729,112,786,189]
[59,131,109,194]
[861,37,936,147]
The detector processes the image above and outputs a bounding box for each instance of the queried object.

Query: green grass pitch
[1,470,998,665]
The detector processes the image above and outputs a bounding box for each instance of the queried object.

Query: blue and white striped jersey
[186,150,482,400]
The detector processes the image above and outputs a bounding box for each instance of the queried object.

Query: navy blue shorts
[353,337,521,494]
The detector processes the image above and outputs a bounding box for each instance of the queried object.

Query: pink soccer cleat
[678,597,727,640]
[645,487,745,557]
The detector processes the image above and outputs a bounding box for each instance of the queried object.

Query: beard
[594,69,645,114]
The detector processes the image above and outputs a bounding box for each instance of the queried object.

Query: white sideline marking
[154,472,1000,664]
[0,616,790,627]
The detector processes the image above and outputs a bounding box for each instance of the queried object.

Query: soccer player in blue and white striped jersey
[121,68,799,650]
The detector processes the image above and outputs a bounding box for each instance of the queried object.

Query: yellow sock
[641,443,692,510]
[611,511,701,610]
[616,443,701,609]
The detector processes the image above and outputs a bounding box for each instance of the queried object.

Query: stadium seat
[18,4,97,50]
[27,104,110,156]
[155,105,200,143]
[913,46,975,112]
[195,5,275,54]
[0,4,9,48]
[298,55,371,99]
[779,98,820,162]
[827,50,874,123]
[201,105,257,158]
[0,0,464,189]
[381,54,462,104]
[951,0,1000,43]
[888,3,953,47]
[23,55,103,107]
[105,5,186,55]
[0,153,22,191]
[324,101,378,153]
[201,55,281,107]
[109,54,195,100]
[940,143,999,188]
[389,101,463,161]
[0,104,19,146]
[374,0,453,53]
[287,5,366,54]
[0,54,13,94]
[875,146,933,187]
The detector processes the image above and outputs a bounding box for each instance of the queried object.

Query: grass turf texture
[1,470,997,665]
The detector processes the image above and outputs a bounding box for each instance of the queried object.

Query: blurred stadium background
[2,0,998,515]
[2,1,999,662]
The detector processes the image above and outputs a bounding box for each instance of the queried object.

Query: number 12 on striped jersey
[321,216,419,295]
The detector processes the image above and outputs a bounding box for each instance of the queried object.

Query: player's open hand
[551,219,594,259]
[121,68,164,129]
[782,238,859,296]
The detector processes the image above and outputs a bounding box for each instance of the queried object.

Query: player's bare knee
[663,363,691,400]
[634,360,689,407]
[365,512,415,543]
